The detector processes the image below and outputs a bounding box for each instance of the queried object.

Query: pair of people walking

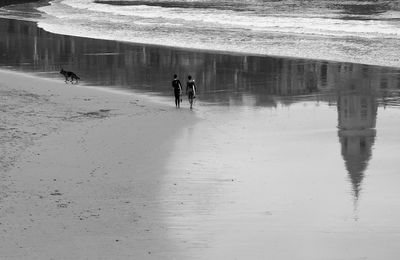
[172,74,196,109]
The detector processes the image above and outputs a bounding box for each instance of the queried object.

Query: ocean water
[1,0,400,67]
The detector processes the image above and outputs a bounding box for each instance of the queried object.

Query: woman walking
[186,75,196,109]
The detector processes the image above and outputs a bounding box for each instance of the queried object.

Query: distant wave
[3,0,400,67]
[93,0,250,11]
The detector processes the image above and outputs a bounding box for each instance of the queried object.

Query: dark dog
[60,68,80,83]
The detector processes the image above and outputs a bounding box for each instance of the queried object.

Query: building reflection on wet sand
[1,17,400,203]
[335,65,378,203]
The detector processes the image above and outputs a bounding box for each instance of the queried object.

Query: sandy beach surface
[1,67,400,259]
[0,69,199,259]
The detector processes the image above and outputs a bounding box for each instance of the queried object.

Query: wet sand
[170,103,400,259]
[1,16,400,260]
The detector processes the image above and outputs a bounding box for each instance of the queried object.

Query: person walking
[186,75,196,109]
[171,74,182,108]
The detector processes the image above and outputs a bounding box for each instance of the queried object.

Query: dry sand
[0,69,196,259]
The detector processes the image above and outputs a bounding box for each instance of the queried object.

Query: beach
[1,67,400,260]
[0,69,199,259]
[1,1,400,259]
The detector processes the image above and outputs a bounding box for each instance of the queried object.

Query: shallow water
[2,0,398,66]
[1,17,400,259]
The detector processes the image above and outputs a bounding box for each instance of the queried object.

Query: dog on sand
[60,68,80,84]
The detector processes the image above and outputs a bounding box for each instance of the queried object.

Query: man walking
[171,74,182,108]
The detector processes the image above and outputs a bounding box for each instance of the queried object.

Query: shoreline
[2,17,400,111]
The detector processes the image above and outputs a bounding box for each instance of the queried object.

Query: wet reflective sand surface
[162,102,400,258]
[1,17,400,259]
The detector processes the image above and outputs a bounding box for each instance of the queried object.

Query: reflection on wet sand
[336,75,377,202]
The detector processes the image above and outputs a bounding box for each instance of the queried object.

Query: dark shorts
[188,90,194,99]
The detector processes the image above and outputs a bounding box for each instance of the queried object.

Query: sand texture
[0,69,197,259]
